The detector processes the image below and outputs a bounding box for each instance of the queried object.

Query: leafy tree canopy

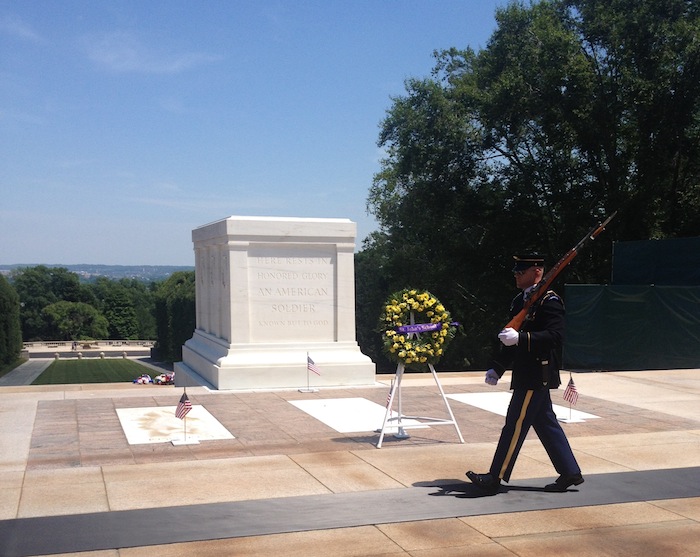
[361,0,700,370]
[154,271,196,363]
[9,267,159,342]
[10,266,96,340]
[42,301,109,341]
[0,274,22,366]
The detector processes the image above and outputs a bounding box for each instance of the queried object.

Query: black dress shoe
[466,471,501,494]
[544,473,584,492]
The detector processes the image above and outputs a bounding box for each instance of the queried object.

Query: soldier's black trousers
[489,388,580,482]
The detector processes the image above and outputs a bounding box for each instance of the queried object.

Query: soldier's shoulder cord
[527,290,563,319]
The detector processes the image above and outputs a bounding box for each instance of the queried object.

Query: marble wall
[175,216,376,389]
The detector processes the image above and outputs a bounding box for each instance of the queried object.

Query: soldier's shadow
[414,479,551,498]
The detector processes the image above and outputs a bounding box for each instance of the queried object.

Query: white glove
[498,328,520,346]
[485,368,499,385]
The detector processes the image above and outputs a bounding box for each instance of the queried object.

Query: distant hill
[0,263,194,282]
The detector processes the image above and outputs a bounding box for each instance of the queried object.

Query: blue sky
[1,1,503,266]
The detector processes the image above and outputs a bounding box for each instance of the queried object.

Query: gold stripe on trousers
[499,389,534,479]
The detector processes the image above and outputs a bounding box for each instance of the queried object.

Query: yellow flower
[381,288,455,367]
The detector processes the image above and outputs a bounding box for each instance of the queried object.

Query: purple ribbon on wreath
[395,322,460,334]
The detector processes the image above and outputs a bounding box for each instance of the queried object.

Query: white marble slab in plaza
[290,398,427,434]
[175,216,376,390]
[446,391,600,422]
[116,405,234,445]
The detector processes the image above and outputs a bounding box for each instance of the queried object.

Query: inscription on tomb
[249,248,336,341]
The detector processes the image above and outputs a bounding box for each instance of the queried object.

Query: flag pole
[388,377,395,409]
[172,386,198,445]
[306,352,310,391]
[568,373,573,421]
[299,352,319,393]
[183,387,187,442]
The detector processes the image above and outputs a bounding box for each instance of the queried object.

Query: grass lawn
[32,358,151,385]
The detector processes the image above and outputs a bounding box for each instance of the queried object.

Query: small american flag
[176,392,192,419]
[563,376,579,406]
[307,355,321,376]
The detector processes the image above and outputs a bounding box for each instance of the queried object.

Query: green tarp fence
[563,285,700,370]
[613,237,700,286]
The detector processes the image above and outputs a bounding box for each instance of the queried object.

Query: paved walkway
[1,369,699,556]
[0,359,53,387]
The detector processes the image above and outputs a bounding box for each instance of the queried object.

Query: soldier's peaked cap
[512,254,545,272]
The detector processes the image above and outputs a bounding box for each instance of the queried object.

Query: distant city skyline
[1,1,503,265]
[0,263,193,282]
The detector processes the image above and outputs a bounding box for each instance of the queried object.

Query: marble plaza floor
[1,366,699,556]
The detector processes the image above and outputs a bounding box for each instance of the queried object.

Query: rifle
[504,211,617,331]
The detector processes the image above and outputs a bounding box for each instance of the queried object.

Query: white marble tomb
[174,216,376,390]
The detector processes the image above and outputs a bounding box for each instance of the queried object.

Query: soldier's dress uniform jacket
[487,288,581,483]
[492,289,564,390]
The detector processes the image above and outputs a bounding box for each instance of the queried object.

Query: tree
[355,234,394,371]
[10,266,96,340]
[360,0,700,369]
[566,0,700,239]
[154,271,195,363]
[474,0,700,248]
[126,280,158,340]
[88,277,156,340]
[0,274,22,366]
[42,301,109,340]
[103,288,140,339]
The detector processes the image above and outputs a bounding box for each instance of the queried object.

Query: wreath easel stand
[376,310,464,448]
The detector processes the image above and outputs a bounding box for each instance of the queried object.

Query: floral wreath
[380,288,458,367]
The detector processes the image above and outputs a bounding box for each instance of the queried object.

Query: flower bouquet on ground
[154,372,175,385]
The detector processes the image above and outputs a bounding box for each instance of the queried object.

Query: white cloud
[83,30,220,74]
[128,185,301,216]
[0,15,43,42]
